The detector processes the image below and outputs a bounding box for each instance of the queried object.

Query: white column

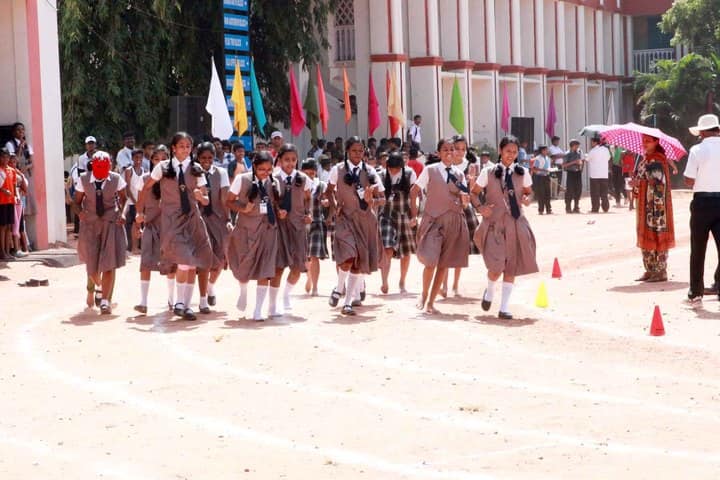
[595,9,604,73]
[511,0,522,65]
[577,6,586,72]
[556,2,566,70]
[625,15,633,76]
[389,0,403,54]
[612,13,622,75]
[427,0,440,56]
[534,0,544,67]
[458,0,470,59]
[485,0,497,63]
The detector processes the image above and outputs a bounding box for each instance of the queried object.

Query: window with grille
[335,0,355,61]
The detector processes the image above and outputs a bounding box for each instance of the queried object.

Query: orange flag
[343,68,352,124]
[317,65,329,134]
[386,68,404,136]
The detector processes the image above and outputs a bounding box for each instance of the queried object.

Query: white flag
[606,90,616,125]
[206,57,234,140]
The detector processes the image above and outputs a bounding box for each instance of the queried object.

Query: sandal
[329,289,343,307]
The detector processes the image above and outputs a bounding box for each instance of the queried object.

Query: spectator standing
[518,140,530,169]
[610,146,627,207]
[317,155,332,184]
[562,139,584,213]
[684,114,720,300]
[0,148,17,260]
[270,131,284,158]
[586,137,611,213]
[141,140,155,172]
[6,122,37,248]
[531,145,552,215]
[407,115,422,146]
[124,149,146,251]
[115,132,136,171]
[548,136,565,199]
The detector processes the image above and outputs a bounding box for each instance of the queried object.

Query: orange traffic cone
[650,305,665,336]
[551,258,562,279]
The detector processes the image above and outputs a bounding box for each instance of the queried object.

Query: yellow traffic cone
[535,281,548,308]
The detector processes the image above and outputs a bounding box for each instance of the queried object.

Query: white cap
[270,131,283,139]
[689,114,720,136]
[85,136,97,144]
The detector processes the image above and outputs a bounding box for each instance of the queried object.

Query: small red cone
[650,305,665,336]
[551,258,562,279]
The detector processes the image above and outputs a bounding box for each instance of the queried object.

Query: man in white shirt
[115,132,135,171]
[72,136,97,186]
[586,137,611,213]
[407,115,422,147]
[684,114,720,300]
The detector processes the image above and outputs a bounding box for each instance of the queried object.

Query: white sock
[353,274,364,301]
[500,282,514,313]
[100,298,109,307]
[184,282,194,307]
[237,282,248,311]
[484,280,497,302]
[140,280,150,306]
[283,281,296,310]
[167,277,175,305]
[336,269,349,294]
[175,282,186,307]
[268,286,282,316]
[208,281,216,297]
[345,273,360,306]
[199,295,209,309]
[253,285,268,320]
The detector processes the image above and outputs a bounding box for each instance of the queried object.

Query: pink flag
[289,68,306,136]
[501,83,510,133]
[545,87,557,139]
[368,72,381,136]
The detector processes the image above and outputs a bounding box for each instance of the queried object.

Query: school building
[1,0,65,249]
[293,0,680,153]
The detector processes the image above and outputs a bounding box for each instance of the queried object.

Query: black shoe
[703,283,718,295]
[94,290,102,307]
[329,289,342,307]
[133,305,147,314]
[208,295,216,306]
[498,311,513,320]
[199,306,211,314]
[360,290,366,301]
[341,305,356,316]
[351,299,362,307]
[573,208,580,213]
[100,304,112,315]
[182,308,197,321]
[173,303,185,317]
[481,289,491,311]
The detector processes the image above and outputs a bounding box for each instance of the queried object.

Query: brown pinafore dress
[201,166,230,270]
[158,160,213,269]
[473,166,538,276]
[77,172,127,275]
[333,162,382,274]
[139,174,168,272]
[226,173,280,283]
[275,170,309,272]
[416,164,470,268]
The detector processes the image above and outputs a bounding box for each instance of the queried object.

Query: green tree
[58,1,337,154]
[661,0,720,57]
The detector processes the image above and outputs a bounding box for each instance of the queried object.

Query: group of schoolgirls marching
[75,131,538,321]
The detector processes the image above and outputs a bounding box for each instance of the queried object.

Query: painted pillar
[556,2,566,70]
[534,0,544,67]
[510,0,522,65]
[576,6,586,72]
[485,0,497,63]
[595,9,604,73]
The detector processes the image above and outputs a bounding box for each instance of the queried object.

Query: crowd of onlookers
[1,122,34,261]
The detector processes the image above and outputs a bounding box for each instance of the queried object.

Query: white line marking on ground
[16,313,493,480]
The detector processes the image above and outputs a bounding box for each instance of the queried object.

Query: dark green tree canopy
[661,0,720,56]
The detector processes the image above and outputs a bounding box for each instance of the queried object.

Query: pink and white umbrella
[600,122,687,160]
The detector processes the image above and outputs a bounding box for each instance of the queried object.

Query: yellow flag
[231,61,248,135]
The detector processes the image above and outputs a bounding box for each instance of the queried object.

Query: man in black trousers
[684,114,720,302]
[563,139,584,213]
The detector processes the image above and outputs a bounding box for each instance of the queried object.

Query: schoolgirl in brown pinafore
[271,144,312,315]
[326,136,385,315]
[75,151,127,314]
[134,146,176,315]
[225,151,280,321]
[301,158,328,297]
[473,136,538,320]
[410,138,470,314]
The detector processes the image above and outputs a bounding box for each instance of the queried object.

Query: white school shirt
[229,174,275,196]
[125,166,147,205]
[414,162,466,191]
[327,163,386,192]
[684,137,720,192]
[150,158,207,187]
[389,168,417,185]
[204,165,231,189]
[116,147,133,171]
[5,139,34,157]
[477,164,533,189]
[75,172,127,192]
[586,145,611,179]
[408,124,422,144]
[277,169,312,191]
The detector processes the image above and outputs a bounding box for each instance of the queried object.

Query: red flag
[545,87,557,139]
[343,68,352,124]
[386,69,403,136]
[289,68,305,136]
[368,72,381,136]
[501,83,511,133]
[317,65,329,135]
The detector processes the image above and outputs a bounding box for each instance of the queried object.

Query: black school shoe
[199,306,211,314]
[182,308,197,320]
[208,295,216,306]
[329,289,342,307]
[481,289,491,311]
[498,311,513,320]
[173,303,186,317]
[341,305,356,315]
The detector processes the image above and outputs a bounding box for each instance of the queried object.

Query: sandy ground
[2,190,720,480]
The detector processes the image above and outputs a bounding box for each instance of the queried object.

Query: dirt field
[2,190,719,479]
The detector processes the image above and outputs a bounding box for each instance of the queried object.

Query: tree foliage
[58,0,336,155]
[635,54,719,147]
[661,0,720,56]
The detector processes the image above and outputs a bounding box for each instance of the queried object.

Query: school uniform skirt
[203,213,230,270]
[160,210,213,269]
[379,211,416,258]
[227,217,278,283]
[464,205,481,255]
[78,215,127,275]
[277,218,308,272]
[416,211,469,269]
[473,214,539,276]
[307,220,329,259]
[333,209,381,274]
